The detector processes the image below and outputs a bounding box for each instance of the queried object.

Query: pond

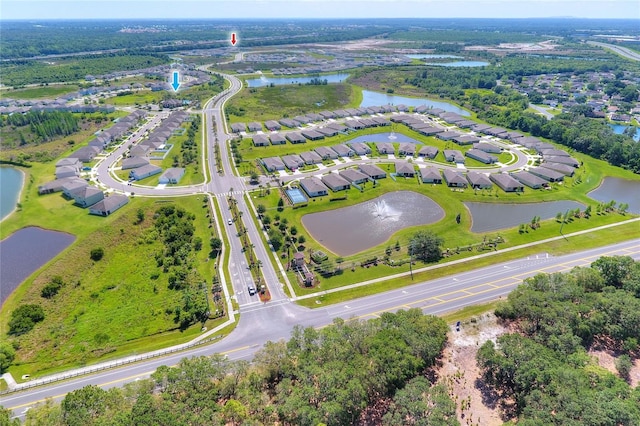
[0,166,24,221]
[424,60,490,67]
[0,227,75,306]
[360,90,470,116]
[588,177,640,214]
[407,54,464,59]
[348,132,422,144]
[609,124,640,142]
[465,200,585,233]
[245,73,350,87]
[301,191,445,256]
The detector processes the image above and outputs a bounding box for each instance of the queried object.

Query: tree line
[477,256,640,425]
[1,111,79,144]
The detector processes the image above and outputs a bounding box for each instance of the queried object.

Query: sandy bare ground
[437,313,506,426]
[589,349,640,387]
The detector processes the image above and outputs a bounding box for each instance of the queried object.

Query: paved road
[4,238,639,419]
[588,41,640,62]
[529,103,554,120]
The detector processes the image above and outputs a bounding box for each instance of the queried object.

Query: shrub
[90,247,105,261]
[41,276,64,299]
[8,304,45,336]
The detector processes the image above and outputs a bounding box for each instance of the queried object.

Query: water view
[465,200,585,233]
[0,166,24,221]
[301,191,445,256]
[424,60,490,67]
[348,132,422,144]
[0,227,76,306]
[245,73,350,87]
[588,177,640,214]
[609,124,640,142]
[360,90,470,116]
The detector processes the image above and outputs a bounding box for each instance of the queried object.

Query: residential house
[321,173,351,192]
[395,162,415,177]
[316,127,339,137]
[331,144,355,157]
[541,163,575,177]
[420,167,442,184]
[490,173,524,192]
[252,134,270,147]
[129,164,162,181]
[466,149,497,164]
[89,194,129,217]
[529,167,564,182]
[511,171,548,189]
[339,168,369,185]
[443,149,465,164]
[376,142,395,155]
[414,125,443,136]
[264,120,281,131]
[122,157,149,170]
[358,164,386,180]
[301,130,324,141]
[279,118,298,128]
[349,142,371,156]
[466,172,493,189]
[398,143,417,157]
[55,157,82,171]
[443,169,467,187]
[261,157,285,172]
[55,165,79,179]
[38,177,85,195]
[473,142,502,154]
[130,145,152,158]
[299,177,329,197]
[231,123,246,133]
[67,185,104,208]
[159,168,185,184]
[285,132,306,144]
[314,146,338,160]
[282,154,305,171]
[418,146,438,159]
[545,156,579,168]
[247,122,262,132]
[70,146,101,163]
[436,131,460,141]
[269,133,286,145]
[299,151,322,165]
[453,135,480,145]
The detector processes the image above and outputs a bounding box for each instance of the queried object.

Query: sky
[2,0,639,20]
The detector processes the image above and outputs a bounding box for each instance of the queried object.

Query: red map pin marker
[231,33,237,46]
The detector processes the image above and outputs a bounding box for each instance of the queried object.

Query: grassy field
[1,195,223,379]
[106,90,165,106]
[3,84,80,99]
[226,83,359,124]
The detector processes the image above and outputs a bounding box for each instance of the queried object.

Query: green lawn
[106,90,164,106]
[3,84,79,99]
[1,196,222,379]
[226,83,359,124]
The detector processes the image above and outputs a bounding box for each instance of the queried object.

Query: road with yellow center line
[3,239,640,420]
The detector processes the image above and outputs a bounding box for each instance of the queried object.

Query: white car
[228,218,233,225]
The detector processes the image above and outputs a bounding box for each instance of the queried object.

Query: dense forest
[478,256,640,425]
[7,309,452,425]
[0,111,79,145]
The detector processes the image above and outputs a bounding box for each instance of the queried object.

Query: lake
[348,132,422,144]
[0,227,76,306]
[302,191,444,256]
[588,177,640,214]
[407,54,464,59]
[465,200,585,233]
[360,90,470,116]
[609,124,640,142]
[0,166,24,221]
[245,73,350,87]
